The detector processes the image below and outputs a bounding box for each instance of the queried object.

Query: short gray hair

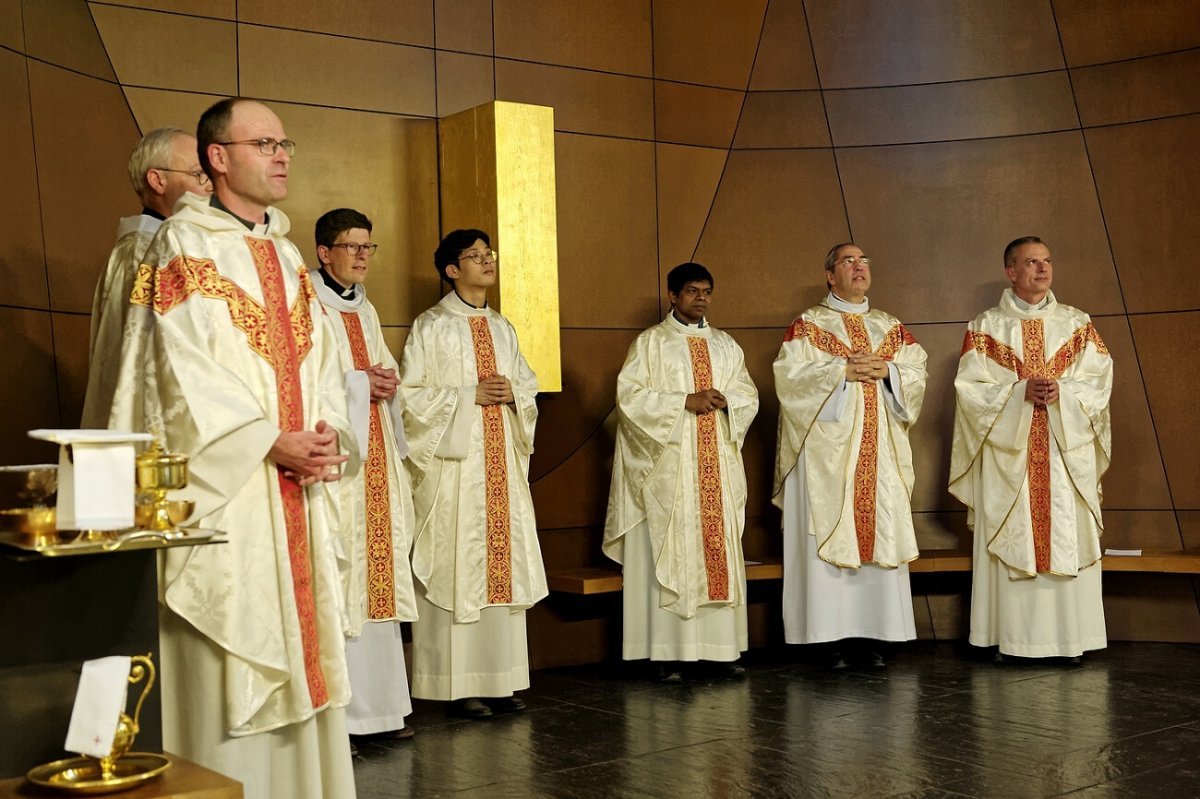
[824,242,856,272]
[127,127,187,197]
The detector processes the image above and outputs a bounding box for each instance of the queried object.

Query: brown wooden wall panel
[23,0,114,79]
[837,133,1122,325]
[553,133,658,328]
[238,0,434,47]
[726,327,790,522]
[1053,0,1200,66]
[652,0,766,89]
[825,73,1078,147]
[123,86,220,136]
[1180,511,1200,550]
[90,5,236,95]
[435,51,494,116]
[904,322,967,513]
[239,26,436,116]
[0,50,48,310]
[433,0,492,55]
[1100,510,1183,550]
[748,0,817,90]
[52,311,89,426]
[806,0,1063,89]
[913,511,970,550]
[380,328,409,369]
[1130,312,1200,509]
[1,0,22,50]
[89,0,235,18]
[0,308,62,464]
[732,91,829,149]
[1103,574,1200,642]
[694,149,848,327]
[654,81,743,148]
[493,0,651,76]
[495,60,653,139]
[1091,316,1173,511]
[1072,50,1200,127]
[1085,116,1200,313]
[655,143,726,273]
[29,61,140,314]
[529,428,615,531]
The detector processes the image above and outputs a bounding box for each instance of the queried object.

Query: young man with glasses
[399,229,545,720]
[82,126,210,428]
[772,243,928,669]
[312,208,417,753]
[111,98,357,798]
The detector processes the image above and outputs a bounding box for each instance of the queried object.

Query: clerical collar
[670,309,706,328]
[1012,292,1050,311]
[453,289,487,310]
[141,206,166,222]
[317,267,356,299]
[826,292,870,314]
[209,194,268,231]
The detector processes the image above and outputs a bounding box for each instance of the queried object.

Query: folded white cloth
[65,656,131,758]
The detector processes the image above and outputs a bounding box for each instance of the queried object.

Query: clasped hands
[475,373,515,406]
[366,363,398,401]
[845,352,888,382]
[270,420,347,486]
[686,387,727,415]
[1025,377,1059,406]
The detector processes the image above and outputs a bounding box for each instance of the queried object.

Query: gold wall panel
[0,308,61,464]
[239,26,435,116]
[29,61,140,314]
[0,50,48,310]
[806,0,1062,88]
[433,0,492,55]
[435,51,494,117]
[379,328,409,365]
[439,101,562,391]
[652,0,766,89]
[493,0,651,76]
[732,91,830,149]
[90,4,236,95]
[89,0,234,18]
[694,149,849,327]
[1086,116,1200,313]
[1130,312,1200,509]
[23,0,113,79]
[655,143,727,272]
[654,81,743,149]
[1,0,22,51]
[824,73,1078,147]
[495,59,653,139]
[749,0,817,90]
[837,133,1122,324]
[238,0,434,47]
[1072,50,1200,128]
[1054,0,1200,66]
[551,132,658,328]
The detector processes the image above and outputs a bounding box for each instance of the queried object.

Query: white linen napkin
[64,656,131,758]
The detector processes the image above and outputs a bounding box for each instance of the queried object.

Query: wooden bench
[547,549,1200,594]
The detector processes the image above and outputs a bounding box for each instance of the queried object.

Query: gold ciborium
[134,443,189,534]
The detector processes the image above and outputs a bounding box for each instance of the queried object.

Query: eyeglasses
[329,242,378,256]
[835,256,871,267]
[153,167,209,186]
[457,249,498,265]
[216,137,297,156]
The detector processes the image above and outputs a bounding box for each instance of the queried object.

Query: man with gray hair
[81,126,210,428]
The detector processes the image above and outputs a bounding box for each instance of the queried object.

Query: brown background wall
[2,0,1198,666]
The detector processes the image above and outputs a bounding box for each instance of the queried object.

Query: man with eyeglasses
[111,98,357,798]
[82,126,210,428]
[603,262,759,682]
[951,236,1112,663]
[773,243,927,669]
[311,208,418,753]
[399,229,545,720]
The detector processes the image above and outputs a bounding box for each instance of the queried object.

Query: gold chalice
[0,464,59,547]
[134,443,189,534]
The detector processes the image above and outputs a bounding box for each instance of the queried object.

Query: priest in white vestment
[110,99,358,798]
[400,229,545,719]
[604,263,758,679]
[951,236,1112,660]
[81,126,210,428]
[312,208,418,747]
[773,243,927,667]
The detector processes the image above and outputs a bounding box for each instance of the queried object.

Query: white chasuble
[604,315,758,623]
[951,289,1112,657]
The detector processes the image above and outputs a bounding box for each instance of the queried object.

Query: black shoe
[452,697,493,719]
[865,650,886,668]
[1064,655,1082,666]
[658,664,684,683]
[823,651,849,670]
[724,663,747,679]
[485,696,526,713]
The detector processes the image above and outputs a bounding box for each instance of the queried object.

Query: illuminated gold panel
[439,101,562,392]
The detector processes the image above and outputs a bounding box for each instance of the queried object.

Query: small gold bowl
[134,499,196,530]
[0,506,59,547]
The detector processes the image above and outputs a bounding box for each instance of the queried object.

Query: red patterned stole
[340,311,396,619]
[244,237,328,708]
[468,315,513,604]
[687,337,729,601]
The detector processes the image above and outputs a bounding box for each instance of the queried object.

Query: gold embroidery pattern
[842,314,879,564]
[468,315,513,604]
[341,312,396,620]
[246,238,328,709]
[961,331,1020,371]
[687,336,729,602]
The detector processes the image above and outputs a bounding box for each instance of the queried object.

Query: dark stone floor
[351,641,1200,798]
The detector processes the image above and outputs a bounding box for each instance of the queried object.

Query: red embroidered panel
[687,336,729,602]
[468,315,513,605]
[842,315,879,563]
[1019,319,1052,574]
[961,330,1022,372]
[341,311,396,621]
